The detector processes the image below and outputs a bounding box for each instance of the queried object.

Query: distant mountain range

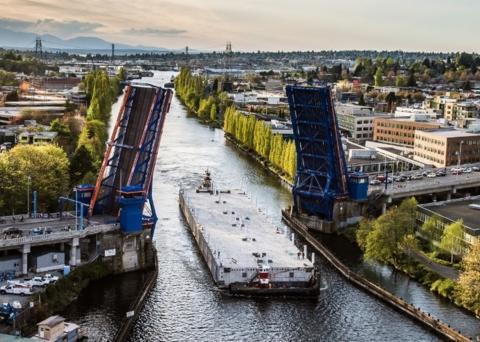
[0,27,170,53]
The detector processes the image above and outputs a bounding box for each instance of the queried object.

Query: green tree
[395,75,407,87]
[439,219,466,263]
[69,145,94,187]
[407,71,417,87]
[117,67,127,81]
[374,67,384,87]
[77,119,107,164]
[420,215,441,244]
[356,219,373,251]
[362,198,417,265]
[456,241,480,315]
[0,145,69,214]
[210,103,217,122]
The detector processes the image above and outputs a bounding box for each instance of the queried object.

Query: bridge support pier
[446,192,452,201]
[382,202,387,214]
[22,244,30,275]
[69,238,80,267]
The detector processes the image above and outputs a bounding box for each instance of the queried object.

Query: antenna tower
[111,43,115,65]
[35,37,43,60]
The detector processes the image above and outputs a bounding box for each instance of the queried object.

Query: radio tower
[224,41,232,74]
[111,43,115,65]
[185,46,189,67]
[35,37,43,60]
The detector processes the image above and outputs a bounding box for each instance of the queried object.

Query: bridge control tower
[286,85,367,232]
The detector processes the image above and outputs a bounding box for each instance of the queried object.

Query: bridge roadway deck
[0,218,119,250]
[369,170,480,200]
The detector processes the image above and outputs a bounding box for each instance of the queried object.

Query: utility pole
[457,140,464,167]
[185,46,189,67]
[27,176,31,218]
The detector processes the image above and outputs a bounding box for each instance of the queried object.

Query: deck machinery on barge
[179,172,318,296]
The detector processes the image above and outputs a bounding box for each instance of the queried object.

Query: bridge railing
[0,224,118,248]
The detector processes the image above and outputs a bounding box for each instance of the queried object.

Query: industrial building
[335,103,389,141]
[414,128,480,167]
[417,196,480,248]
[373,117,440,147]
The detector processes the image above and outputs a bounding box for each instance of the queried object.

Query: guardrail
[0,224,119,248]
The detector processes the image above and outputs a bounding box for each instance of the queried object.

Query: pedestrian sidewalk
[410,249,459,280]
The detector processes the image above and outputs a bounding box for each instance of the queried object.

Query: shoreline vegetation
[0,67,126,216]
[174,67,296,183]
[173,67,480,320]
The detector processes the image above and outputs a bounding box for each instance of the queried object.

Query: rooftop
[37,315,65,327]
[419,129,480,138]
[420,196,480,235]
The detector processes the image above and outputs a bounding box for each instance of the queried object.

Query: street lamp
[27,176,31,218]
[457,140,464,167]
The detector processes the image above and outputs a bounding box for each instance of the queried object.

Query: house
[18,131,58,145]
[35,315,80,342]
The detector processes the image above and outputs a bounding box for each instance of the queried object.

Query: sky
[0,0,478,52]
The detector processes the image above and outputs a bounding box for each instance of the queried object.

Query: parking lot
[0,270,63,313]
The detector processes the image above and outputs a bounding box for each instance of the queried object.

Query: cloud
[123,27,186,36]
[0,17,103,37]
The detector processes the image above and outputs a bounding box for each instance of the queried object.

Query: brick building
[373,117,440,147]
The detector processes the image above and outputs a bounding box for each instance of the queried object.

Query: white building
[335,103,390,141]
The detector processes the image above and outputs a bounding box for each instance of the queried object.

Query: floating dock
[179,172,318,296]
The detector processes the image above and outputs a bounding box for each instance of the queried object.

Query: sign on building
[104,248,116,257]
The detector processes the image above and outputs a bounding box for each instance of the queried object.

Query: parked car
[464,167,473,173]
[3,227,22,238]
[427,172,437,178]
[0,142,12,152]
[472,166,480,172]
[451,168,463,175]
[43,274,59,284]
[0,284,33,296]
[24,276,49,288]
[369,179,381,185]
[31,227,53,236]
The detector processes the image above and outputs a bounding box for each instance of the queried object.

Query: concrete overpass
[369,168,480,212]
[0,217,119,275]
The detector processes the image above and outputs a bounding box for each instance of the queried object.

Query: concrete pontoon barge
[179,172,318,296]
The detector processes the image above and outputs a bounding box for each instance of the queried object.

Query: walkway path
[410,249,459,280]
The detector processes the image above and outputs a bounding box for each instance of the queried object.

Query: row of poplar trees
[175,67,296,181]
[223,107,296,181]
[69,69,124,186]
[175,67,231,122]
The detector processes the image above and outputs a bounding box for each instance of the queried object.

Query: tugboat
[179,171,319,296]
